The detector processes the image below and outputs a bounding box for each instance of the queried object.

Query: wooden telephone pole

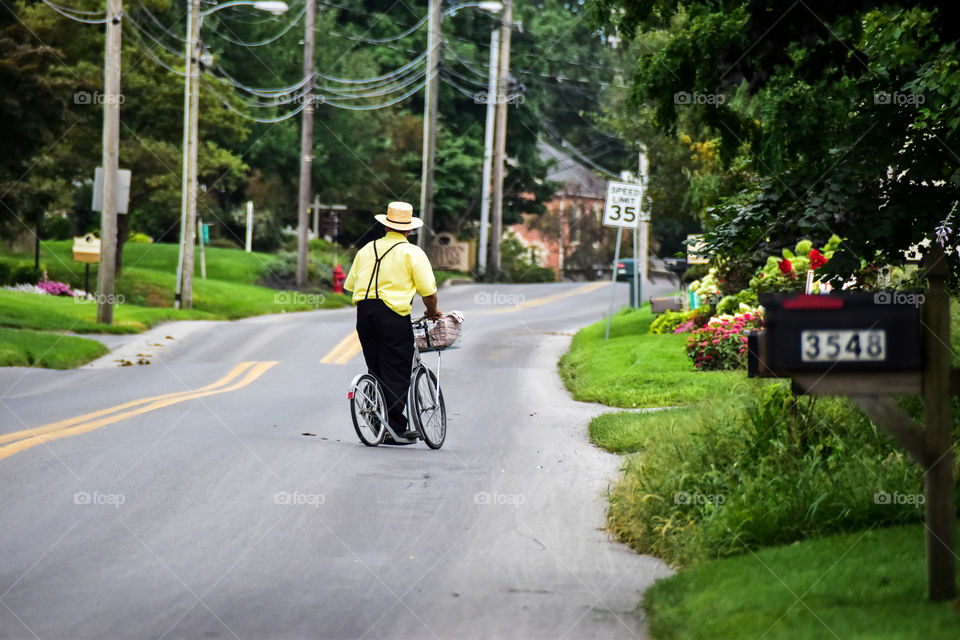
[489,0,512,275]
[296,0,316,287]
[97,0,122,323]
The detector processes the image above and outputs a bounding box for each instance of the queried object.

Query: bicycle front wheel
[411,366,445,449]
[350,374,385,446]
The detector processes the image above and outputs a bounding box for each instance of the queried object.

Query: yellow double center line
[320,331,363,365]
[0,361,277,461]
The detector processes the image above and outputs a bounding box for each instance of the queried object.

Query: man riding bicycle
[343,202,442,440]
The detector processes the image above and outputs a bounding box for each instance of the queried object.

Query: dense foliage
[1,0,630,270]
[590,0,960,281]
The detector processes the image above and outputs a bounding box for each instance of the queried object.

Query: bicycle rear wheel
[411,366,445,449]
[350,374,385,446]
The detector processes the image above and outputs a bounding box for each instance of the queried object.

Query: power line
[216,4,307,47]
[316,49,427,84]
[40,0,109,24]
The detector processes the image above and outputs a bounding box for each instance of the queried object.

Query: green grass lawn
[0,289,214,333]
[0,240,353,368]
[558,305,739,407]
[0,327,108,369]
[645,521,960,640]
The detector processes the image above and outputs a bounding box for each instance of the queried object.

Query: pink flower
[741,336,748,343]
[712,339,720,345]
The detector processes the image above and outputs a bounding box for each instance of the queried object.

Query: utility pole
[175,0,200,310]
[477,27,500,276]
[418,0,442,256]
[296,0,316,287]
[489,0,512,275]
[97,0,122,324]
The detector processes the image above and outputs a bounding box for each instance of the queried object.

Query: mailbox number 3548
[800,329,886,362]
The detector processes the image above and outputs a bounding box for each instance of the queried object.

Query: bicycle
[347,314,462,449]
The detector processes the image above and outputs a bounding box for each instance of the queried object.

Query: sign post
[603,179,643,339]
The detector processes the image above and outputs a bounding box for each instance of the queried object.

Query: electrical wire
[40,0,110,24]
[214,4,306,47]
[124,20,188,76]
[40,0,104,15]
[330,13,428,44]
[321,73,432,111]
[134,1,188,42]
[441,74,486,101]
[442,61,489,88]
[211,87,311,121]
[315,49,427,85]
[319,69,426,99]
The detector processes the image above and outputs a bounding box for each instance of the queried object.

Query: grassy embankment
[0,239,353,367]
[560,304,959,638]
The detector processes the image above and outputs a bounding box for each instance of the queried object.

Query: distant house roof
[539,141,607,200]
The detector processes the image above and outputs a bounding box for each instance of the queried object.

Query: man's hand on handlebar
[422,293,442,320]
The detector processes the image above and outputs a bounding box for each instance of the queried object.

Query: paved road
[0,280,674,640]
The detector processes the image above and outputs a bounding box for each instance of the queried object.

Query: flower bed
[685,309,763,370]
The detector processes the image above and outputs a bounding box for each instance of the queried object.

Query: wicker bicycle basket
[414,314,463,351]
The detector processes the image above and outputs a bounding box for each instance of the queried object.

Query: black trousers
[356,299,414,432]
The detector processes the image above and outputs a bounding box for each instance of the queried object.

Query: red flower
[809,249,828,270]
[778,258,794,275]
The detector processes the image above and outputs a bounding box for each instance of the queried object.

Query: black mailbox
[759,292,923,372]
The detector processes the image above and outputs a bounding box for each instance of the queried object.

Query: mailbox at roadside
[72,234,101,264]
[749,292,923,376]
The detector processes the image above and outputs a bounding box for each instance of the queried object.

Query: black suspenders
[363,240,404,300]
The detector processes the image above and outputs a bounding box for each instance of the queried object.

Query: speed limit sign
[603,180,645,228]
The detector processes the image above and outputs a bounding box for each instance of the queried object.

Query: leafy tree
[590,0,960,279]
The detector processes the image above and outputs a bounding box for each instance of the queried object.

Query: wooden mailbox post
[72,234,101,294]
[748,246,956,601]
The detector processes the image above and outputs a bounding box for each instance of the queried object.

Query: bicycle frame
[347,344,443,445]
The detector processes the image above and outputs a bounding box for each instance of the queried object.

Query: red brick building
[509,142,610,280]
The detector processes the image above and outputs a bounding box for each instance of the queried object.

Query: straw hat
[375,201,423,231]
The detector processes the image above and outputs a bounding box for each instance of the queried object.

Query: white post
[605,228,623,340]
[478,28,500,276]
[632,225,640,308]
[638,150,649,308]
[197,218,206,279]
[245,200,253,252]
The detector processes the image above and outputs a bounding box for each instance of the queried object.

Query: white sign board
[603,180,645,228]
[92,167,132,214]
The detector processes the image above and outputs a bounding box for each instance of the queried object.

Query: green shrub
[10,263,40,285]
[500,237,555,283]
[128,232,153,243]
[649,308,710,334]
[0,261,11,286]
[208,237,240,249]
[605,383,933,566]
